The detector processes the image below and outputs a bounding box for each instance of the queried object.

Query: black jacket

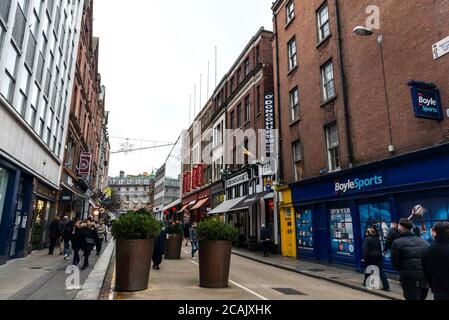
[48,220,60,238]
[71,226,84,249]
[422,236,449,300]
[62,220,74,242]
[81,226,95,251]
[391,231,430,284]
[261,228,271,241]
[384,228,400,252]
[363,235,383,266]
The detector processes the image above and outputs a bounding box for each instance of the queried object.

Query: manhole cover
[308,268,325,272]
[29,267,43,270]
[272,288,306,296]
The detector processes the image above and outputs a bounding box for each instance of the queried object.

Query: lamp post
[353,26,395,154]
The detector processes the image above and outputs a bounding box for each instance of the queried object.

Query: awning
[229,191,272,212]
[61,183,88,199]
[177,204,190,213]
[89,200,100,209]
[163,198,182,212]
[208,196,246,215]
[191,197,209,210]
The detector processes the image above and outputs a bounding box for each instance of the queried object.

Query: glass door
[9,178,25,258]
[0,167,10,226]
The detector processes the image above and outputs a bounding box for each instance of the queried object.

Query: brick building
[272,0,449,268]
[59,0,107,219]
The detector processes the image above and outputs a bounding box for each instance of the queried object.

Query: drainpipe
[334,0,354,167]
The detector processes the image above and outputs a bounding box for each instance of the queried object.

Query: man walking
[260,224,271,257]
[62,217,74,260]
[391,219,430,300]
[190,222,199,260]
[48,216,61,255]
[422,221,449,300]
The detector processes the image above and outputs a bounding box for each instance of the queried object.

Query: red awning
[191,197,209,210]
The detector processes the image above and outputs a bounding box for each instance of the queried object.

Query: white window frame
[290,87,299,122]
[325,123,341,172]
[317,3,331,42]
[286,1,295,25]
[287,38,297,71]
[321,61,335,101]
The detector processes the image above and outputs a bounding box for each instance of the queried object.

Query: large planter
[198,240,232,288]
[165,233,183,259]
[115,239,154,292]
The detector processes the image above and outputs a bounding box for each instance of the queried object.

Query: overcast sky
[93,0,273,178]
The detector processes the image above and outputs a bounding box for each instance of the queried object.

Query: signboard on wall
[433,35,449,60]
[264,93,275,157]
[79,153,92,176]
[408,81,444,121]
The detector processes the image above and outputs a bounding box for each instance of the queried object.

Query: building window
[286,1,295,24]
[237,68,241,84]
[230,77,235,92]
[292,140,303,181]
[256,85,261,114]
[290,87,299,122]
[244,96,250,122]
[0,0,12,24]
[321,61,335,101]
[244,58,250,76]
[287,38,297,71]
[317,3,330,42]
[325,123,341,172]
[1,42,20,103]
[237,104,242,127]
[230,110,234,129]
[256,45,260,64]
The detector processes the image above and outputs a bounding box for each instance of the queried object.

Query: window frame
[325,123,341,172]
[320,60,335,101]
[286,1,295,25]
[287,37,298,72]
[289,87,300,122]
[317,2,331,43]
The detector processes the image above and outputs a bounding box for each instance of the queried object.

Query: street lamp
[353,26,395,154]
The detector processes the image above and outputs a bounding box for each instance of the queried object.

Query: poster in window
[329,207,355,257]
[296,208,314,251]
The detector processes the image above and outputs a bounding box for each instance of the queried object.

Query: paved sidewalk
[232,248,405,300]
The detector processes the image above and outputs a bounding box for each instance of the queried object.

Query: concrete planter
[115,239,154,292]
[165,233,183,259]
[198,240,232,288]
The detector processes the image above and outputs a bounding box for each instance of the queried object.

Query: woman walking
[71,219,83,266]
[362,228,391,291]
[81,219,96,270]
[96,220,106,255]
[152,225,167,270]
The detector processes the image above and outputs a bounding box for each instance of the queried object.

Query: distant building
[108,171,155,212]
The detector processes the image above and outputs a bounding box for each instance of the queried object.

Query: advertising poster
[329,208,355,257]
[296,209,314,251]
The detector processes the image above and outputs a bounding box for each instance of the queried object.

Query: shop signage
[433,35,449,60]
[335,175,383,195]
[264,93,275,157]
[21,216,28,229]
[79,153,92,176]
[409,82,444,120]
[226,172,249,189]
[61,192,73,202]
[34,180,56,200]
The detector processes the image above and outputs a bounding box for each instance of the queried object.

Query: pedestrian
[391,218,430,300]
[62,217,75,260]
[183,223,190,246]
[190,222,199,260]
[422,221,449,300]
[384,222,400,254]
[95,220,106,255]
[104,222,109,243]
[260,224,271,257]
[71,220,83,266]
[362,228,390,291]
[152,225,167,270]
[80,219,96,270]
[48,216,61,255]
[58,216,69,255]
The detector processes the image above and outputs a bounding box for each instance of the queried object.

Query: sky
[93,0,273,178]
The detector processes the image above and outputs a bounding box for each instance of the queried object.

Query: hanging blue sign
[409,83,443,121]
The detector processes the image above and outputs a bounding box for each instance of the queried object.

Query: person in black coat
[48,216,61,255]
[384,222,400,254]
[152,227,166,270]
[80,220,96,270]
[391,219,431,300]
[422,221,449,300]
[183,223,190,246]
[362,228,390,291]
[260,225,271,257]
[71,220,83,266]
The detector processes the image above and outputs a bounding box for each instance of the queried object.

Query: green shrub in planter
[111,212,160,240]
[197,220,239,241]
[165,224,183,235]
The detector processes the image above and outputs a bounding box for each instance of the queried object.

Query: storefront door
[0,167,9,228]
[8,179,27,258]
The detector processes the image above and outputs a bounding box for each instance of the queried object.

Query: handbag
[85,238,95,245]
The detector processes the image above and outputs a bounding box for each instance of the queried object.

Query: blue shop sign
[409,82,444,121]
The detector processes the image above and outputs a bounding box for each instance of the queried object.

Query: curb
[76,240,116,300]
[232,251,402,301]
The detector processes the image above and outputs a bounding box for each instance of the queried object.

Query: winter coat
[48,220,60,238]
[189,227,198,241]
[183,225,190,238]
[71,226,84,249]
[154,229,167,255]
[58,220,68,235]
[63,220,74,242]
[363,235,383,266]
[261,227,271,241]
[81,225,95,251]
[384,228,400,252]
[391,231,430,285]
[422,236,449,300]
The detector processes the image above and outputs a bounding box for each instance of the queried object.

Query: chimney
[119,171,125,178]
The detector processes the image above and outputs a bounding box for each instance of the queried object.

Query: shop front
[278,186,296,258]
[163,199,182,222]
[290,144,449,271]
[179,193,197,224]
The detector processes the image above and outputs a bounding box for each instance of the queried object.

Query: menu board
[329,208,355,257]
[296,209,314,251]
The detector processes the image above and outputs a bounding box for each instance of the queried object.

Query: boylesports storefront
[290,144,449,272]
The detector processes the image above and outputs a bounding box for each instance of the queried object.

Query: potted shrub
[164,224,183,259]
[111,211,160,292]
[196,220,239,288]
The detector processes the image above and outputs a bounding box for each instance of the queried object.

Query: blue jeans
[64,240,71,257]
[191,241,199,257]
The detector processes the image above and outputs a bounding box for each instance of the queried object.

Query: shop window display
[329,207,355,258]
[359,202,392,260]
[295,208,313,251]
[399,197,449,243]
